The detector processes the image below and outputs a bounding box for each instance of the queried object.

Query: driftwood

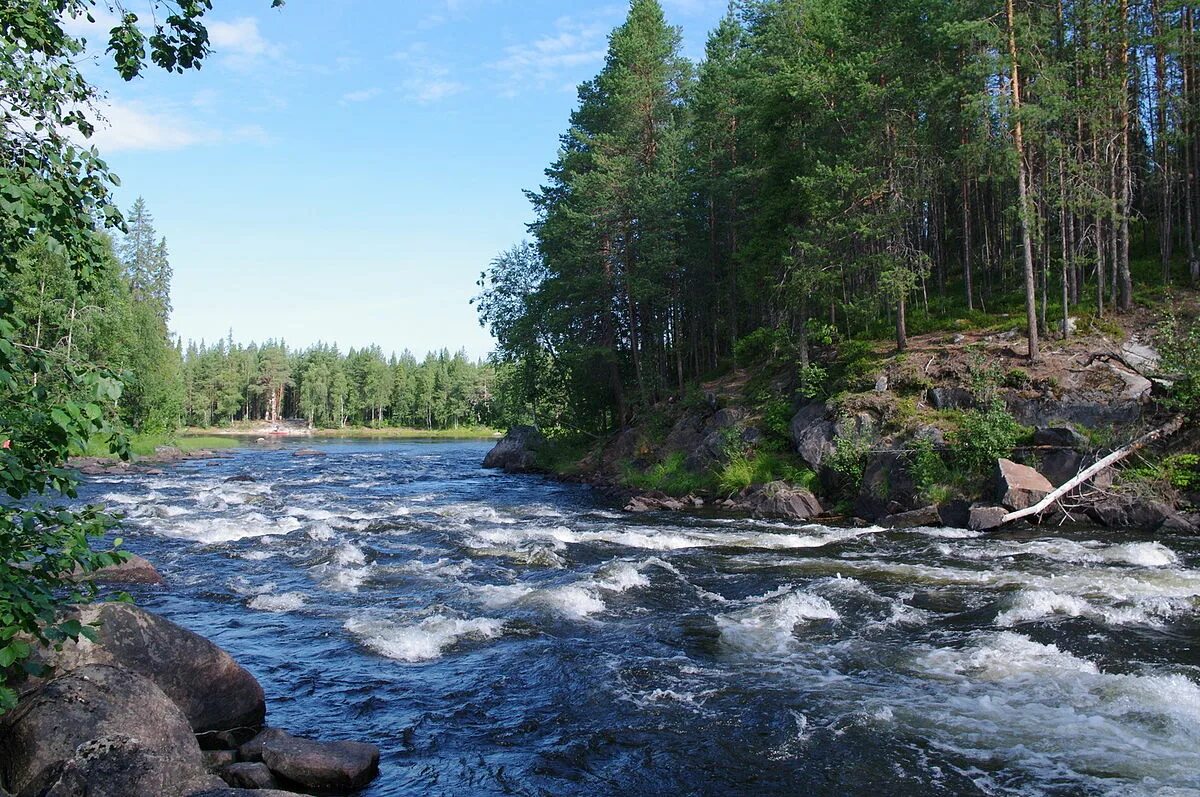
[1000,416,1185,525]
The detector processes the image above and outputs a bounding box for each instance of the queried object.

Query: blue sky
[70,0,729,359]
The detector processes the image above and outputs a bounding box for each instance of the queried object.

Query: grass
[715,450,816,497]
[77,432,240,458]
[623,452,714,496]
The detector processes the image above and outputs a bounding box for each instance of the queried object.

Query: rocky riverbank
[483,324,1200,534]
[0,581,380,797]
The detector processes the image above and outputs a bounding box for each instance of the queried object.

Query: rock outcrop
[78,554,165,586]
[33,603,265,736]
[482,426,545,473]
[0,665,219,797]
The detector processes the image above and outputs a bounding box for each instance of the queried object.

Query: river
[77,439,1200,796]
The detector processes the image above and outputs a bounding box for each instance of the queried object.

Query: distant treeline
[182,339,503,430]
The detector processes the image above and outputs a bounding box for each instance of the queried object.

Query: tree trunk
[1007,0,1040,361]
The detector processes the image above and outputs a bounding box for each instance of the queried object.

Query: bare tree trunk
[1117,0,1134,310]
[1008,0,1040,361]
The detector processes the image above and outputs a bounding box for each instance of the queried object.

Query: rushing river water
[75,439,1200,796]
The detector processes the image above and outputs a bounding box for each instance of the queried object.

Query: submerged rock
[291,448,326,458]
[482,426,545,472]
[994,459,1053,511]
[741,481,822,521]
[0,664,218,797]
[879,505,941,529]
[34,603,265,736]
[240,729,379,792]
[77,554,164,586]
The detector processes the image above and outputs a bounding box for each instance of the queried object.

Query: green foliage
[1002,368,1031,390]
[824,423,873,494]
[796,363,829,399]
[908,437,950,503]
[951,401,1024,475]
[1154,305,1200,418]
[715,449,814,497]
[624,452,713,496]
[734,328,787,365]
[1125,453,1200,494]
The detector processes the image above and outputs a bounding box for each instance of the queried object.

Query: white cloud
[402,79,465,104]
[490,14,613,95]
[207,17,282,68]
[86,98,267,153]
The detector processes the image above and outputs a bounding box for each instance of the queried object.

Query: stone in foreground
[247,729,380,792]
[968,504,1009,531]
[742,481,822,521]
[0,664,218,797]
[189,790,307,797]
[37,603,265,736]
[994,458,1053,511]
[220,762,278,789]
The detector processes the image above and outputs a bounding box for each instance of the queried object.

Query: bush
[909,436,950,501]
[734,327,787,365]
[624,452,712,496]
[951,400,1023,474]
[824,424,873,494]
[1155,305,1200,417]
[715,450,816,496]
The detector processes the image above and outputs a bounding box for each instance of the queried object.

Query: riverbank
[484,305,1200,534]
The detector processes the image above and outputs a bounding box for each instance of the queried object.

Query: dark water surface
[77,439,1200,796]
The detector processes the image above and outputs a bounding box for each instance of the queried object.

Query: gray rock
[741,481,822,521]
[255,730,380,792]
[1087,497,1191,531]
[994,459,1053,511]
[913,425,946,448]
[879,505,941,529]
[291,448,326,458]
[202,750,238,771]
[1037,449,1084,487]
[33,603,265,736]
[1031,426,1087,449]
[937,499,972,529]
[224,474,257,483]
[874,374,889,392]
[237,728,291,764]
[790,403,836,471]
[856,452,919,520]
[220,762,278,789]
[481,426,545,472]
[0,664,218,797]
[968,504,1009,530]
[927,387,975,410]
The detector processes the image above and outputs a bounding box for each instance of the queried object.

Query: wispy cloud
[86,98,267,153]
[391,43,466,104]
[490,14,614,96]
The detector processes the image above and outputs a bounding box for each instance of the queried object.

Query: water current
[76,439,1200,796]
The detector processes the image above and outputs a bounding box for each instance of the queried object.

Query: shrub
[1155,305,1200,417]
[824,424,873,494]
[909,436,950,501]
[734,327,787,364]
[951,399,1023,474]
[624,452,712,496]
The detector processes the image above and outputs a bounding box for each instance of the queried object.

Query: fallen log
[1000,416,1185,525]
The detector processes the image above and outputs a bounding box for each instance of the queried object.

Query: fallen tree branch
[1000,416,1185,525]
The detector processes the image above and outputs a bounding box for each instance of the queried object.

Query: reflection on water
[78,439,1200,796]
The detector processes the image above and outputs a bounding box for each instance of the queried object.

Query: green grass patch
[77,432,241,458]
[623,452,714,496]
[715,450,816,497]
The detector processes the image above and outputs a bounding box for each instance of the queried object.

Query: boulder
[237,729,291,763]
[0,665,218,797]
[926,387,975,410]
[78,554,164,586]
[219,762,278,789]
[968,504,1009,531]
[741,481,822,522]
[224,474,257,483]
[244,730,379,792]
[855,452,919,521]
[1031,426,1087,449]
[936,499,972,529]
[878,505,941,529]
[994,459,1053,511]
[291,448,326,458]
[624,493,686,513]
[790,404,836,471]
[1086,497,1193,532]
[1037,449,1084,487]
[481,426,545,472]
[202,750,238,771]
[34,603,265,736]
